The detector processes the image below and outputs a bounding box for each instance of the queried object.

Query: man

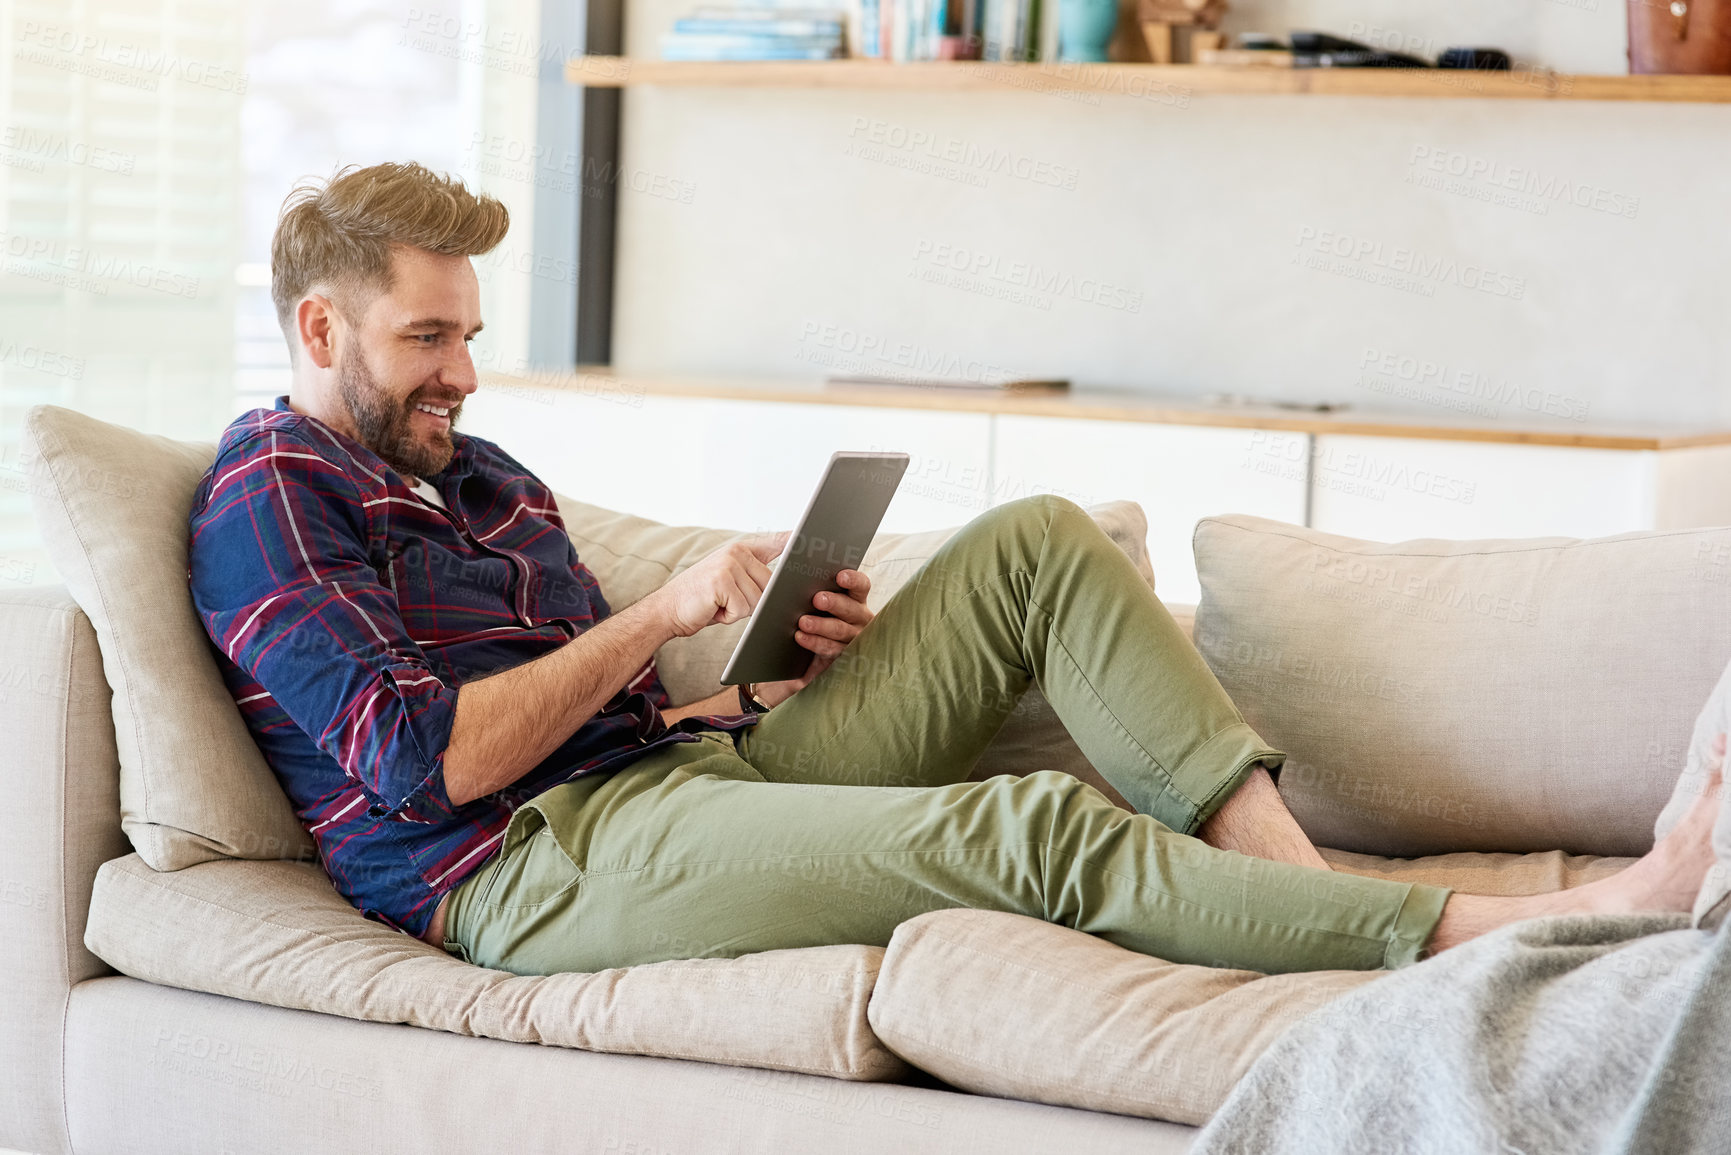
[190,163,1720,979]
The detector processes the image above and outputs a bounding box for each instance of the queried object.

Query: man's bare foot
[1426,752,1723,956]
[1581,756,1723,917]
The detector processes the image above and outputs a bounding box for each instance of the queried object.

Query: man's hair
[270,162,509,352]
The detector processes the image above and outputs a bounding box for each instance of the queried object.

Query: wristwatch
[737,682,774,715]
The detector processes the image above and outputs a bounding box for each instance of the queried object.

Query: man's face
[333,245,483,481]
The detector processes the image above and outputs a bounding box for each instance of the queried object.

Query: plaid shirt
[188,396,756,937]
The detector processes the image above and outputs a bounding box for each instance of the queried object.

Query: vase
[1628,0,1731,73]
[1059,0,1119,62]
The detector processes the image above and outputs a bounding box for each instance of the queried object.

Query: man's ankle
[1198,765,1331,872]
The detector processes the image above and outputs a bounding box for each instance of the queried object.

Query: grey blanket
[1193,913,1731,1155]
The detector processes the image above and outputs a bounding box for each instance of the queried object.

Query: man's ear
[296,293,340,370]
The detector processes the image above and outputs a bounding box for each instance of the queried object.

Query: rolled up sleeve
[190,430,460,822]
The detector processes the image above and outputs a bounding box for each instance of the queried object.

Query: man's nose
[442,341,479,394]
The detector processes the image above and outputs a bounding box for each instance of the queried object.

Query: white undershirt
[409,478,447,511]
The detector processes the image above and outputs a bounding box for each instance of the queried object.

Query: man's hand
[640,531,790,637]
[753,567,874,708]
[648,536,876,720]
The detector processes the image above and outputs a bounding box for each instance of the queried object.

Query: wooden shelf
[566,55,1731,103]
[480,369,1731,451]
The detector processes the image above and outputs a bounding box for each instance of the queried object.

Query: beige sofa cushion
[1193,515,1731,858]
[25,406,316,870]
[84,853,907,1082]
[867,850,1622,1124]
[868,908,1381,1125]
[26,401,1161,872]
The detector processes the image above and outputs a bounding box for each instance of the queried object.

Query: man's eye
[415,334,438,344]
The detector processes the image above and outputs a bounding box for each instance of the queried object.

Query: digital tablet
[719,451,910,686]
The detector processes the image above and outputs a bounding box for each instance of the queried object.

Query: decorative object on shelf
[1286,30,1429,68]
[1138,0,1226,64]
[1197,33,1510,70]
[1628,0,1731,73]
[1057,0,1118,61]
[1196,38,1291,66]
[661,4,847,59]
[1202,393,1349,413]
[848,0,1033,61]
[1436,47,1511,70]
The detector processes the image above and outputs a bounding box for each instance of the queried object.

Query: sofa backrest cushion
[553,493,1158,704]
[26,403,1160,872]
[1193,514,1731,858]
[554,493,1161,805]
[25,406,316,870]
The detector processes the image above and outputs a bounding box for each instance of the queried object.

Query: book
[673,16,844,34]
[661,36,844,59]
[668,0,1026,61]
[845,0,879,56]
[980,0,1031,61]
[686,4,848,15]
[889,0,910,59]
[666,4,852,59]
[661,31,843,47]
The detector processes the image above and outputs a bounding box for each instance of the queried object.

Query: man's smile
[411,395,461,433]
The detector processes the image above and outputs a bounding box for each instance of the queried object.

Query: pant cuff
[1168,722,1286,836]
[1383,881,1452,968]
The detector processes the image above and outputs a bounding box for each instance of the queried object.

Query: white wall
[609,3,1731,429]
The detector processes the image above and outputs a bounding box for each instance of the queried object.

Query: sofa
[7,403,1731,1155]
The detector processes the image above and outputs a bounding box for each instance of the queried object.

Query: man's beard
[336,345,462,481]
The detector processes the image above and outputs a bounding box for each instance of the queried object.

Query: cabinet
[461,388,992,534]
[1303,435,1654,543]
[993,417,1306,603]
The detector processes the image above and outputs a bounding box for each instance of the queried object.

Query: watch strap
[737,682,772,715]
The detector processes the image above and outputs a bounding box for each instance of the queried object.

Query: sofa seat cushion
[1321,846,1633,895]
[1193,514,1731,858]
[869,908,1383,1126]
[84,854,907,1083]
[869,847,1627,1125]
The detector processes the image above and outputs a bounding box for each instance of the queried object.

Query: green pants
[446,496,1450,976]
